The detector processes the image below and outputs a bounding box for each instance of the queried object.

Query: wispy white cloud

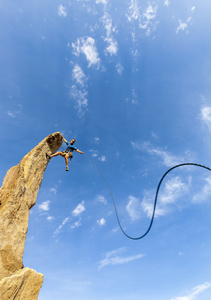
[71,218,82,229]
[116,63,123,75]
[176,6,196,34]
[72,200,85,217]
[72,37,100,68]
[126,175,190,221]
[131,49,139,58]
[192,176,211,203]
[171,282,211,300]
[97,195,108,205]
[130,140,210,217]
[47,216,54,221]
[7,104,22,118]
[98,155,106,162]
[50,188,57,195]
[131,141,187,167]
[139,4,158,36]
[149,147,181,166]
[96,0,107,4]
[89,149,106,162]
[141,191,166,218]
[125,89,139,105]
[200,106,211,131]
[97,218,106,226]
[101,13,118,56]
[160,176,190,204]
[53,217,69,236]
[126,1,158,38]
[70,84,88,117]
[89,149,98,158]
[7,111,15,118]
[58,5,67,17]
[176,17,191,34]
[70,64,88,117]
[72,64,87,87]
[105,39,118,55]
[39,200,50,212]
[164,0,170,7]
[126,0,140,22]
[191,6,196,13]
[126,195,142,221]
[141,176,190,218]
[98,247,144,270]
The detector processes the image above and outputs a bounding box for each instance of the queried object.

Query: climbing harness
[62,150,73,159]
[84,153,211,240]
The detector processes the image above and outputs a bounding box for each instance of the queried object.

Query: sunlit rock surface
[0,132,63,299]
[0,267,44,300]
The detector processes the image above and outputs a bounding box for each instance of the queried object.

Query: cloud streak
[176,6,195,34]
[89,149,106,162]
[98,248,144,270]
[72,64,87,87]
[200,106,211,132]
[96,0,107,4]
[126,1,158,37]
[58,5,67,17]
[176,17,191,34]
[101,12,118,56]
[164,0,170,7]
[140,4,158,36]
[141,176,190,218]
[116,63,123,75]
[70,85,88,117]
[70,64,88,117]
[7,104,22,118]
[71,37,100,116]
[131,141,187,167]
[72,201,85,217]
[126,195,142,221]
[39,200,50,212]
[171,282,211,300]
[126,0,140,22]
[192,176,211,203]
[97,218,106,226]
[126,176,191,221]
[97,195,108,205]
[72,37,100,68]
[71,218,82,229]
[53,217,69,237]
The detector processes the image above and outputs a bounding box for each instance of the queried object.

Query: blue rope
[84,154,211,240]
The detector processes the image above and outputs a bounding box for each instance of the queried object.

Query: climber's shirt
[62,142,77,159]
[65,142,77,153]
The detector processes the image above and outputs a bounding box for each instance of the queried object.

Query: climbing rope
[84,153,211,240]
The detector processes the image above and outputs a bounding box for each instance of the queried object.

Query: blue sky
[1,0,211,299]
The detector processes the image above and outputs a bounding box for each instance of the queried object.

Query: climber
[46,136,84,171]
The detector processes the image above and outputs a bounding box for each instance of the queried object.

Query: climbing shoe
[46,153,51,160]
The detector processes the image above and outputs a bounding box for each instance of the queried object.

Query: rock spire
[0,132,63,299]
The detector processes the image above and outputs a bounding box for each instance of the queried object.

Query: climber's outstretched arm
[62,136,68,144]
[76,149,84,154]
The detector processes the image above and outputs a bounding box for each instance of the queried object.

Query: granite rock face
[0,132,63,299]
[0,267,44,300]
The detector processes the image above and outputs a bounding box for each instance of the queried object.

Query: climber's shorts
[62,151,73,160]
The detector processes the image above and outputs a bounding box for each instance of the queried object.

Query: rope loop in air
[84,154,211,240]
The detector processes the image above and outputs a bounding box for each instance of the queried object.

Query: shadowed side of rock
[0,132,63,298]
